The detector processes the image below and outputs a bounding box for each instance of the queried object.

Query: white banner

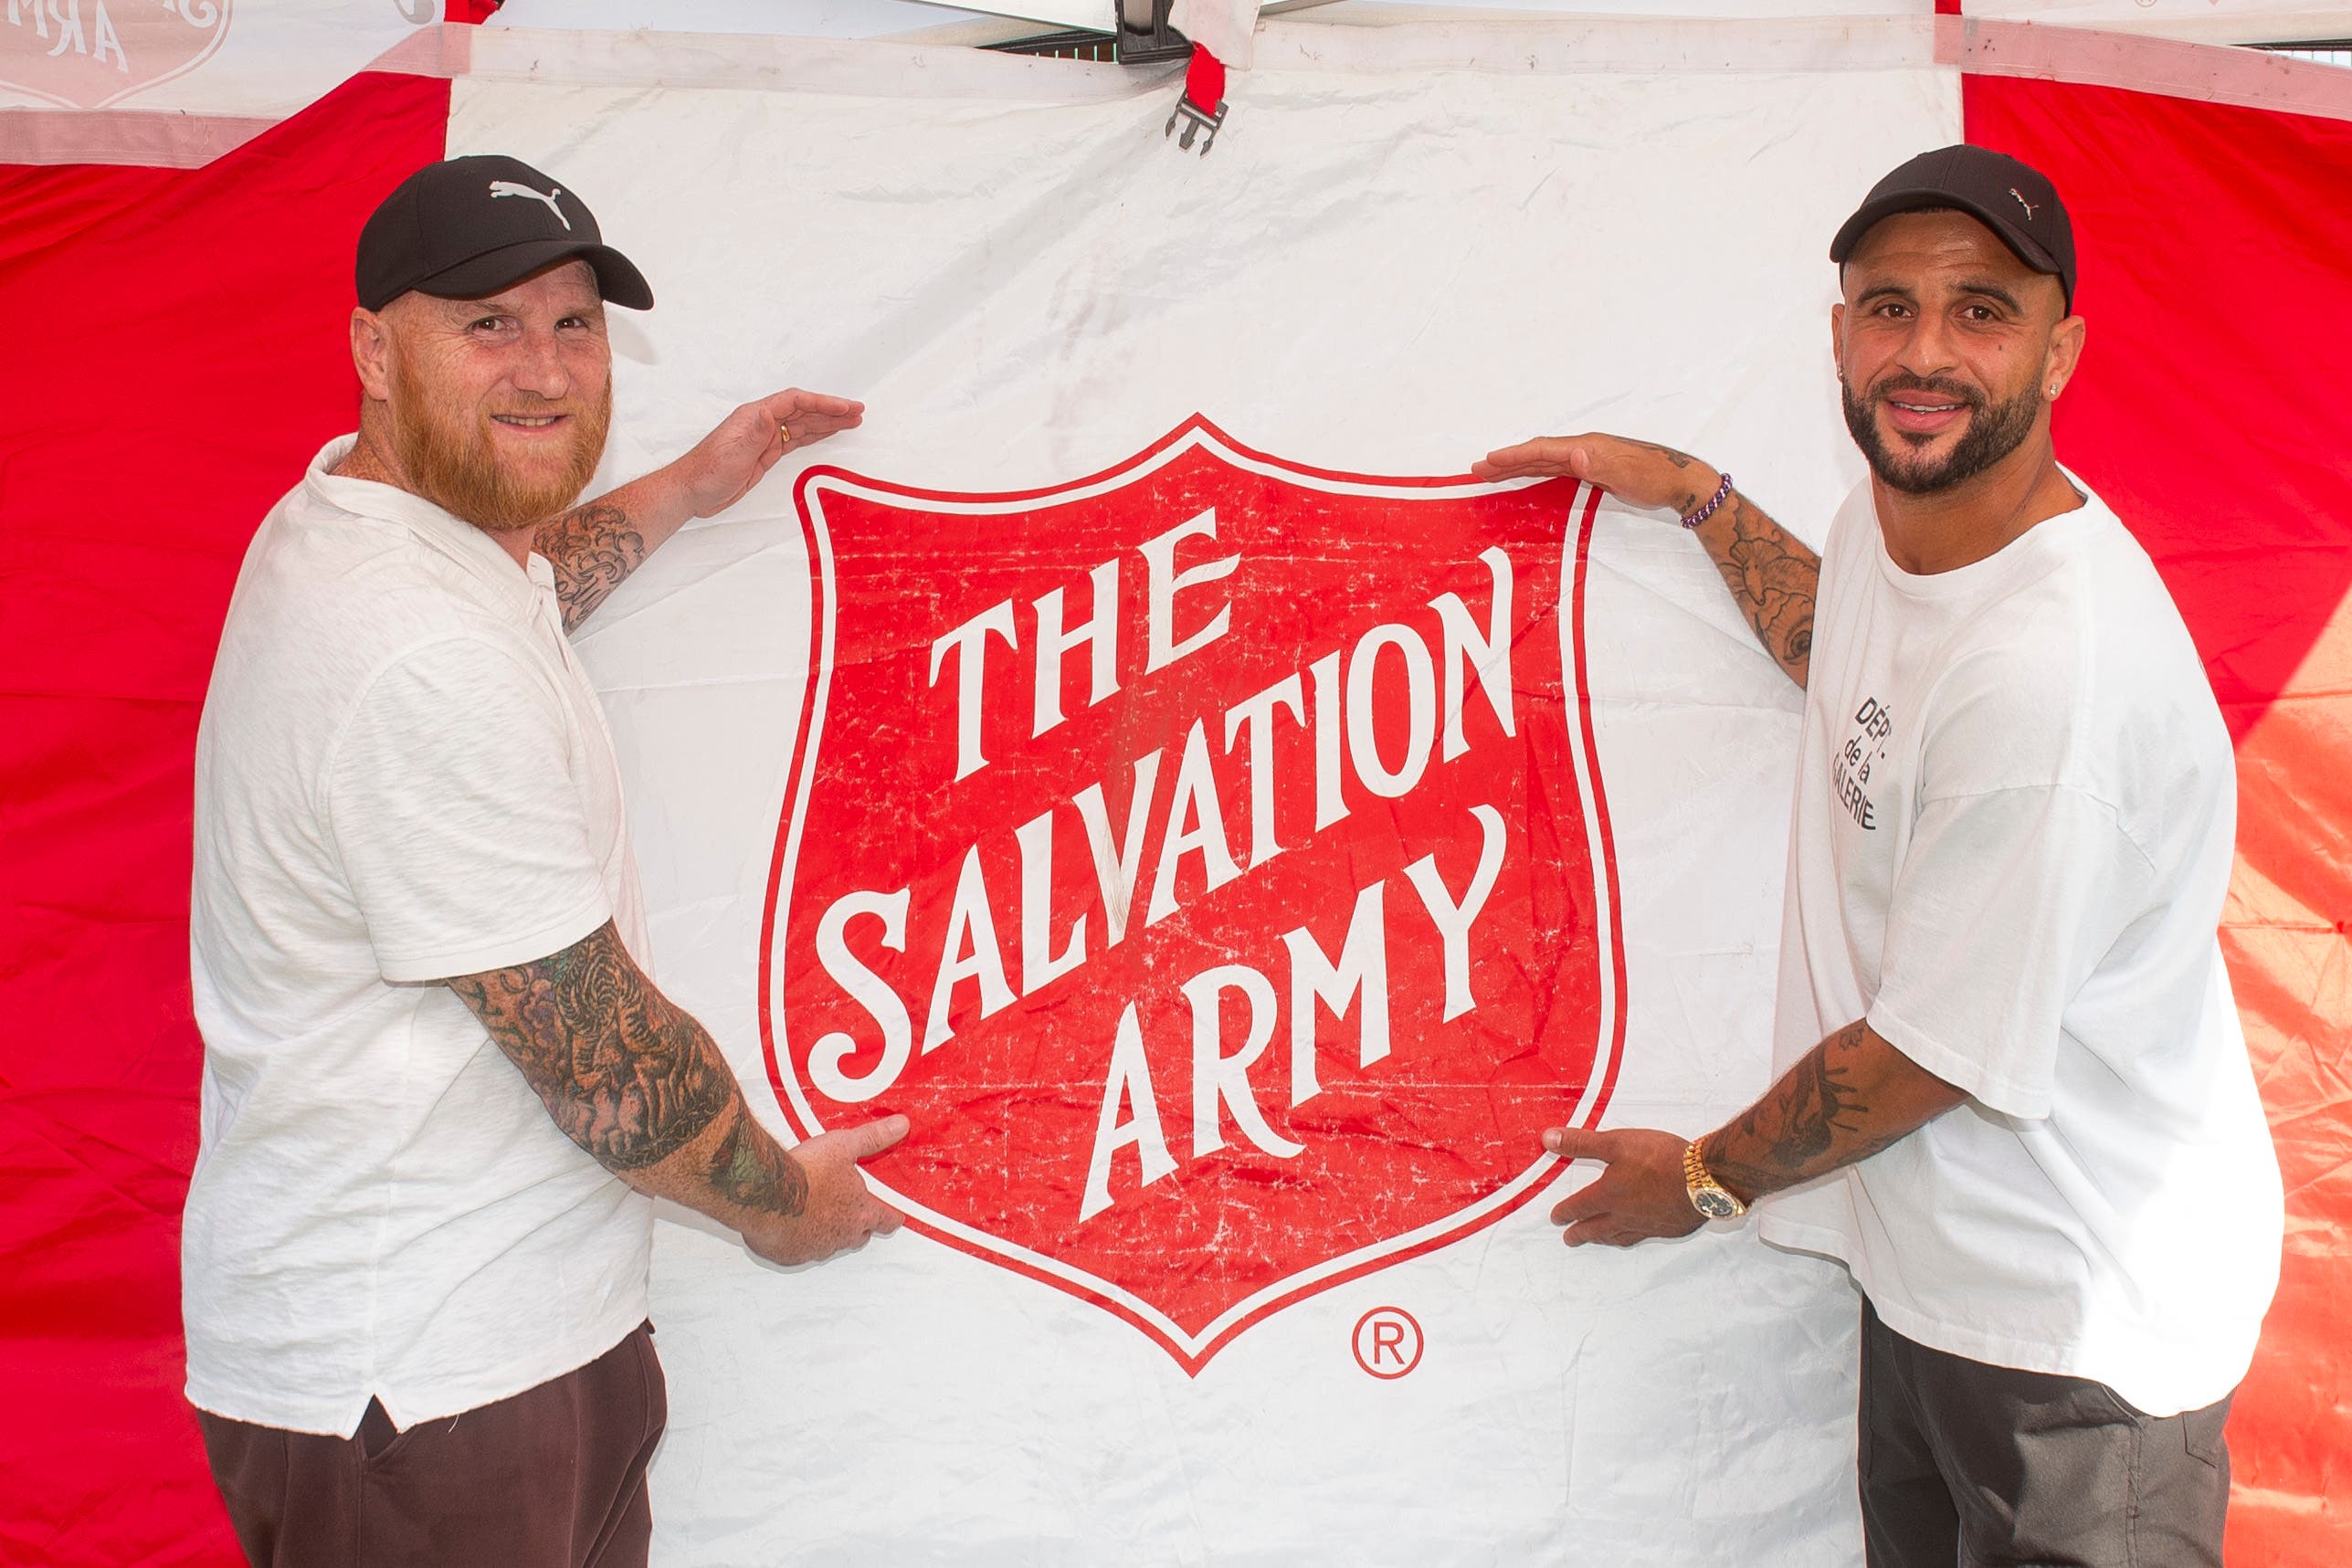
[449,32,1956,1563]
[0,0,432,110]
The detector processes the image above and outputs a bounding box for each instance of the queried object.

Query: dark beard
[1841,373,2040,496]
[387,364,612,532]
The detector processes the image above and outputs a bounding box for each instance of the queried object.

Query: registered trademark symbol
[1351,1306,1424,1379]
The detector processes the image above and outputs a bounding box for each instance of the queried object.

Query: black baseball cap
[1830,144,2076,310]
[355,154,653,312]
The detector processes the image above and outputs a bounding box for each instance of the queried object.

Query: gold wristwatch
[1683,1139,1747,1220]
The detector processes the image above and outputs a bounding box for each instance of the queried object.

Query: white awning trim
[5,12,2350,170]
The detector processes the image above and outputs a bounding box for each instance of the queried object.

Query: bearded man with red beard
[1478,145,2281,1566]
[183,156,907,1568]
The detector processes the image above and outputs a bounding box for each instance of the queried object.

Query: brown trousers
[197,1322,666,1568]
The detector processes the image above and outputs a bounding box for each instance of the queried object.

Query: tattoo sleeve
[1697,1019,1965,1205]
[447,921,807,1221]
[535,500,649,633]
[1691,489,1819,689]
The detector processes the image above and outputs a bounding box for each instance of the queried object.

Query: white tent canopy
[492,0,2352,48]
[5,0,2344,166]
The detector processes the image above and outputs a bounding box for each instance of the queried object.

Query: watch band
[1683,1139,1747,1220]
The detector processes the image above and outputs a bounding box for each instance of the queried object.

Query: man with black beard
[184,156,906,1566]
[1477,146,2280,1564]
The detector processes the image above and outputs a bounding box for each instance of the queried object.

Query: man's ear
[351,307,393,403]
[2043,312,2086,403]
[1830,301,1847,382]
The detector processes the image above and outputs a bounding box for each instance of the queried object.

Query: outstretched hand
[673,388,867,519]
[1473,433,1722,519]
[1542,1125,1706,1248]
[743,1112,908,1268]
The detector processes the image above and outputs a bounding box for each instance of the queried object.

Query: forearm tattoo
[706,1103,808,1217]
[1607,445,1817,683]
[1700,491,1818,684]
[535,501,648,632]
[1700,1021,1912,1202]
[447,922,806,1219]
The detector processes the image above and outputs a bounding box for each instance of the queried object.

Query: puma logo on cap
[488,180,572,231]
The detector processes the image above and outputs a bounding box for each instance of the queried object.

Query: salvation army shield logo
[759,417,1625,1371]
[1,0,230,110]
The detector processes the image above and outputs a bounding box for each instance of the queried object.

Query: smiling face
[1832,209,2082,497]
[353,259,614,532]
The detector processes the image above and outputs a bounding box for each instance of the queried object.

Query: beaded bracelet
[1680,470,1733,529]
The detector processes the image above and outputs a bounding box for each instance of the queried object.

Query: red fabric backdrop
[0,72,453,1567]
[0,52,2345,1568]
[1967,76,2352,1567]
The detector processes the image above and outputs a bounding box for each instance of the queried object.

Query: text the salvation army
[804,508,1524,1221]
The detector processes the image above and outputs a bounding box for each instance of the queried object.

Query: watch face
[1693,1188,1739,1220]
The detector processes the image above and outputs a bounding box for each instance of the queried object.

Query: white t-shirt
[184,437,653,1436]
[1756,475,2283,1417]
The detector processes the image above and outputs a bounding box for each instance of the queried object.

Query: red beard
[386,350,613,532]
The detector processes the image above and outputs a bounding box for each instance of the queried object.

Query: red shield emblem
[2,0,232,110]
[759,418,1624,1371]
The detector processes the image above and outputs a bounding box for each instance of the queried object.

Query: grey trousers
[1860,1298,2233,1568]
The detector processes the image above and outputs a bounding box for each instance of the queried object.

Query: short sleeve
[325,636,612,983]
[1868,784,2155,1120]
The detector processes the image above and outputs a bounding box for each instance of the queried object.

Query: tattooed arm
[1472,433,1819,688]
[535,494,656,635]
[1688,487,1819,689]
[536,389,866,632]
[446,920,904,1265]
[1697,1020,1963,1204]
[1540,1019,1964,1247]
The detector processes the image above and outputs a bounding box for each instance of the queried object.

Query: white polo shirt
[1757,476,2283,1418]
[185,437,653,1436]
